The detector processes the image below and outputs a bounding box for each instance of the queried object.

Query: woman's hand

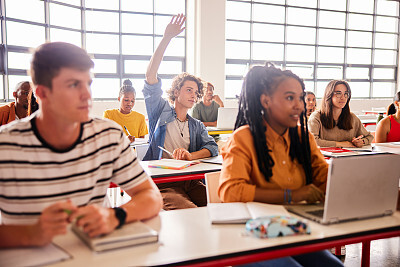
[335,141,355,148]
[292,184,325,204]
[164,14,186,40]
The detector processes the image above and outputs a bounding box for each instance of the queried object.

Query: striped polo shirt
[0,115,149,225]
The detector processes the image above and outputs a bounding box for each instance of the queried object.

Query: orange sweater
[0,102,16,126]
[218,123,328,203]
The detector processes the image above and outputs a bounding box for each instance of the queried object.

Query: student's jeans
[240,250,344,267]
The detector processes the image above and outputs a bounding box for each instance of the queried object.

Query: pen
[123,125,133,136]
[158,146,174,157]
[354,135,364,141]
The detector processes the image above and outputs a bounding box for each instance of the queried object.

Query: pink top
[387,115,400,142]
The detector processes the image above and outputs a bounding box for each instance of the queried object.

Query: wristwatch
[113,207,127,229]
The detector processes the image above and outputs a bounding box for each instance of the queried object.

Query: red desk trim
[178,229,400,267]
[153,173,205,184]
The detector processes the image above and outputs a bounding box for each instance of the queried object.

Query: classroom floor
[343,237,400,267]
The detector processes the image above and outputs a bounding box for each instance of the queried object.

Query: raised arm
[146,14,186,85]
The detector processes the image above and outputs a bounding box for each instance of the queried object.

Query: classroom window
[0,0,186,101]
[225,0,399,99]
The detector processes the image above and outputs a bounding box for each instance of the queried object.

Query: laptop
[208,107,238,130]
[286,153,400,224]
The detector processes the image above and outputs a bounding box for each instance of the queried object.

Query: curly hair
[166,72,205,103]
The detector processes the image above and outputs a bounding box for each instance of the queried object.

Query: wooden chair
[204,171,222,203]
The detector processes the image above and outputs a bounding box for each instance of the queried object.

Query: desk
[206,126,233,135]
[360,118,377,127]
[374,142,400,155]
[140,161,222,183]
[47,207,400,267]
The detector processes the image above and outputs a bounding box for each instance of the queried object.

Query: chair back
[205,171,222,203]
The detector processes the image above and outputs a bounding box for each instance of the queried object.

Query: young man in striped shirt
[0,42,162,248]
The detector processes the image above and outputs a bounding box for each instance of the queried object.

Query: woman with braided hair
[218,63,342,266]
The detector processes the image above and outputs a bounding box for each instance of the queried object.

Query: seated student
[375,91,400,143]
[0,81,32,126]
[305,91,316,118]
[308,80,373,148]
[0,42,162,248]
[143,14,218,210]
[218,64,343,267]
[103,79,148,143]
[192,82,224,127]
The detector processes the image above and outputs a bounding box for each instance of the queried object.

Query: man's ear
[174,89,180,98]
[34,85,49,101]
[117,96,121,102]
[260,93,271,110]
[12,91,17,98]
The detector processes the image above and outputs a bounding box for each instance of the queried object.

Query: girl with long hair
[308,80,373,148]
[375,91,400,142]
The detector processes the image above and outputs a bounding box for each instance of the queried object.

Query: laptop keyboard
[306,209,324,218]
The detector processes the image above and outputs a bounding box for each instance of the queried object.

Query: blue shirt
[142,78,218,161]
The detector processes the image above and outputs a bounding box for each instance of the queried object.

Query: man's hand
[31,200,77,246]
[164,14,186,40]
[212,95,224,107]
[172,148,193,160]
[70,205,119,238]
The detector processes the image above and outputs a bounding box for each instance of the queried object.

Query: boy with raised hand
[0,42,162,248]
[143,14,218,210]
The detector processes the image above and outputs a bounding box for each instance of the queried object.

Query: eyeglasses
[333,91,350,98]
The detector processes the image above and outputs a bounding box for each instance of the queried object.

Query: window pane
[7,52,32,70]
[376,16,398,33]
[92,59,117,74]
[5,0,44,23]
[6,22,45,48]
[253,4,285,24]
[318,29,345,46]
[125,60,149,75]
[226,64,248,77]
[50,3,81,29]
[304,81,314,92]
[8,75,31,100]
[253,23,284,42]
[158,61,183,75]
[129,79,145,99]
[286,65,314,80]
[372,82,395,98]
[91,78,120,98]
[225,80,243,99]
[374,50,397,65]
[226,21,250,40]
[319,0,346,11]
[348,31,372,48]
[286,45,315,62]
[319,11,346,29]
[348,0,374,14]
[155,37,184,57]
[287,0,316,8]
[373,68,395,80]
[318,47,344,63]
[56,0,80,6]
[85,0,118,10]
[86,11,119,32]
[287,26,316,45]
[252,43,284,61]
[375,33,398,50]
[348,82,370,98]
[226,1,251,21]
[122,35,153,55]
[154,0,185,14]
[317,66,343,80]
[86,33,119,54]
[122,14,153,34]
[287,7,316,27]
[121,0,153,13]
[348,14,373,31]
[376,0,399,16]
[347,48,371,64]
[316,81,329,98]
[50,28,82,47]
[346,67,370,79]
[226,41,250,60]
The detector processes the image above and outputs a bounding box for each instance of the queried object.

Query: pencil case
[245,215,311,238]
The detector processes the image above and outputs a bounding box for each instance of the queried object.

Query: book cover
[72,221,158,252]
[320,147,358,157]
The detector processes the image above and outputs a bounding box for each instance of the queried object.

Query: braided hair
[235,63,313,185]
[119,79,136,98]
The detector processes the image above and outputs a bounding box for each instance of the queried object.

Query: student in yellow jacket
[103,79,148,142]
